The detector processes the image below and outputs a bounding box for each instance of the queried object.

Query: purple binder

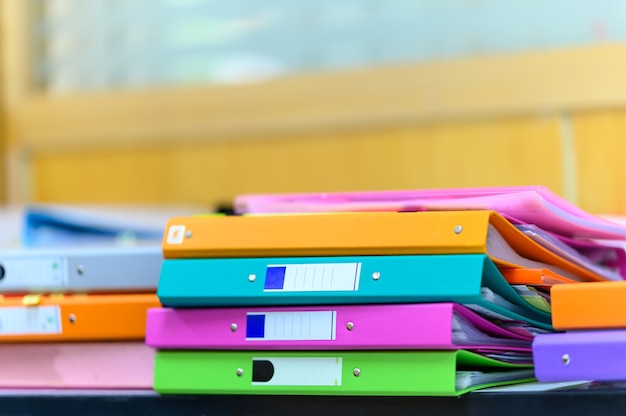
[146,303,533,357]
[533,330,626,382]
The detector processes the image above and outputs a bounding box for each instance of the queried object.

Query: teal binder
[157,254,552,330]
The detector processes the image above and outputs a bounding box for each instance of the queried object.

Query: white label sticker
[166,225,186,244]
[246,311,336,341]
[264,263,360,292]
[0,257,67,289]
[0,306,62,336]
[251,357,342,386]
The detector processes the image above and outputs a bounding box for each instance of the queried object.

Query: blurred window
[29,0,626,94]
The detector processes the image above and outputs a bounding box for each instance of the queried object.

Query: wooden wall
[31,115,565,209]
[4,31,626,214]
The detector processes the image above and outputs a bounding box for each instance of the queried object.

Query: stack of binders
[534,280,626,382]
[146,202,625,396]
[0,245,163,389]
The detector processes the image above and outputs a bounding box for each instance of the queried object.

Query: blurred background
[2,0,626,217]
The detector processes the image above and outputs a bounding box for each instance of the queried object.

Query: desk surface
[1,382,625,416]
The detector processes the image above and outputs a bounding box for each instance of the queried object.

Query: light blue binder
[157,254,552,330]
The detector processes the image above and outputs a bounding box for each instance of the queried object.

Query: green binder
[154,350,535,396]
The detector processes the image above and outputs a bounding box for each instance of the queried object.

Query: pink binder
[234,186,626,240]
[146,303,533,355]
[0,342,154,389]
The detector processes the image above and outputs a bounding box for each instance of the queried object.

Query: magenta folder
[234,186,626,240]
[533,330,626,382]
[0,342,154,389]
[146,303,533,355]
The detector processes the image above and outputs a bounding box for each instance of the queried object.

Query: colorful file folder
[145,302,533,353]
[500,268,579,287]
[0,244,163,293]
[233,185,626,240]
[0,293,159,341]
[153,350,535,396]
[0,342,154,389]
[551,281,626,330]
[156,254,552,329]
[533,330,626,382]
[161,210,611,282]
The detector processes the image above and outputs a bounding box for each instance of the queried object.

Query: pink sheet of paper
[0,342,154,389]
[234,186,626,240]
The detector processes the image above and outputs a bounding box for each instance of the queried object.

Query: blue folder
[157,254,552,330]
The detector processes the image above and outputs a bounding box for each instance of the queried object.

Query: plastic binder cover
[551,280,626,330]
[161,210,614,282]
[0,293,160,341]
[533,330,626,382]
[153,350,535,396]
[0,244,163,293]
[146,302,533,357]
[0,342,154,389]
[232,186,626,240]
[157,254,552,330]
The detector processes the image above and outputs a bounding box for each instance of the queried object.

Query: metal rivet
[353,368,361,377]
[76,265,85,275]
[185,230,193,238]
[372,272,381,280]
[454,225,463,234]
[248,274,256,282]
[69,314,76,324]
[230,323,238,332]
[236,368,244,377]
[562,354,571,366]
[346,322,354,331]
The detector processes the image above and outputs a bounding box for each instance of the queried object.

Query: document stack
[533,279,626,382]
[146,186,626,395]
[0,244,163,389]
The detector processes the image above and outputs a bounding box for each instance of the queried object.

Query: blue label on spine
[264,266,286,289]
[246,314,266,338]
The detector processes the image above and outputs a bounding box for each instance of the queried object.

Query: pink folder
[0,342,154,389]
[146,303,533,356]
[234,186,626,240]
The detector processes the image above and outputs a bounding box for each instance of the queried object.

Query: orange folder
[162,210,608,282]
[551,281,626,330]
[500,268,579,287]
[0,293,159,342]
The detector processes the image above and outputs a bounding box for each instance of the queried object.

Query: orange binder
[0,293,159,342]
[162,210,608,282]
[551,281,626,330]
[500,268,579,287]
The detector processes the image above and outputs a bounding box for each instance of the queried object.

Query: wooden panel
[13,42,626,155]
[572,109,626,214]
[32,115,564,207]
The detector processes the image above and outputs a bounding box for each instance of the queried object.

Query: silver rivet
[69,314,76,324]
[76,265,85,275]
[562,354,571,365]
[185,230,193,238]
[230,323,238,332]
[454,225,463,234]
[236,368,244,377]
[353,368,361,377]
[346,322,354,331]
[248,274,256,282]
[372,272,381,280]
